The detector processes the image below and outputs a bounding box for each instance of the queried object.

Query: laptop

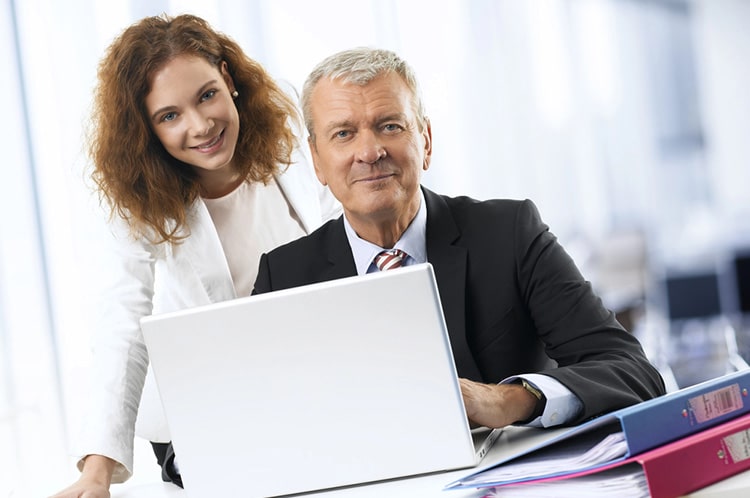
[141,263,500,497]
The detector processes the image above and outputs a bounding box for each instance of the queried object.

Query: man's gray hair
[301,47,427,141]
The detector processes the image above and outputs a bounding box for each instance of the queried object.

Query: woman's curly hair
[88,13,300,244]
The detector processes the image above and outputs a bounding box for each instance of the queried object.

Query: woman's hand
[48,454,115,498]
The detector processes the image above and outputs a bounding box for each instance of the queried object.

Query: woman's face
[145,55,240,181]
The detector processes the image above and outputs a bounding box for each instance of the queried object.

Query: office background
[1,0,749,496]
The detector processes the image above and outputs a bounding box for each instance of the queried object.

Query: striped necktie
[374,249,408,271]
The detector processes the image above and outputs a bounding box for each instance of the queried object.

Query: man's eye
[335,130,350,139]
[383,124,402,132]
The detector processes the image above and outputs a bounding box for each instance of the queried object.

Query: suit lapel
[322,217,358,281]
[423,188,482,380]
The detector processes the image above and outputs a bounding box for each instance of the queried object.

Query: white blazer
[76,151,340,482]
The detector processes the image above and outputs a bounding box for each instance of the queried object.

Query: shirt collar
[343,189,428,275]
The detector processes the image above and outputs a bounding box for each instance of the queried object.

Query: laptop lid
[141,263,493,497]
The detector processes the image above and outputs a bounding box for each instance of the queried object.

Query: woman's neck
[198,169,245,199]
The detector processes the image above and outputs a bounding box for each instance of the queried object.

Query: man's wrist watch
[516,378,547,422]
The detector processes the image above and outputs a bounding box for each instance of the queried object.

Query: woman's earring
[232,90,239,98]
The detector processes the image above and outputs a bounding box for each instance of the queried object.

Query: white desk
[111,426,750,498]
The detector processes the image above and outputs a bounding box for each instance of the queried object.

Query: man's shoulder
[423,189,546,239]
[442,193,526,210]
[428,189,533,219]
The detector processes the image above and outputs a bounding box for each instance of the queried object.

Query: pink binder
[485,412,750,498]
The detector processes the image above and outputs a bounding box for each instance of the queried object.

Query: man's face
[308,73,432,228]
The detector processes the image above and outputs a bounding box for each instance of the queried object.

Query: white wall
[693,0,750,242]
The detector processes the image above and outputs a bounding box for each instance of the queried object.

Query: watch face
[522,379,543,400]
[519,379,546,421]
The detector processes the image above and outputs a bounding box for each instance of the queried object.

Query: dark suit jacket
[254,187,665,424]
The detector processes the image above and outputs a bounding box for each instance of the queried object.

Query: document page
[480,463,648,498]
[456,423,628,487]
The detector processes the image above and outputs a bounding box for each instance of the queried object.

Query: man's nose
[355,131,386,164]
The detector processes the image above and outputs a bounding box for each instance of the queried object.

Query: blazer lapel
[321,217,358,281]
[423,188,482,381]
[180,199,237,303]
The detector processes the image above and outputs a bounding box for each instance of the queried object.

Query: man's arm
[459,378,539,428]
[513,199,665,421]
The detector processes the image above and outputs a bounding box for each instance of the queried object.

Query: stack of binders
[445,368,750,498]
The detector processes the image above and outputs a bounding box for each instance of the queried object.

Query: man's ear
[308,136,327,186]
[422,117,433,171]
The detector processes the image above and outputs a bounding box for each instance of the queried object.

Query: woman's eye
[162,112,177,122]
[200,89,217,102]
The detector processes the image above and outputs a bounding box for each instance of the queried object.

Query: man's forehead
[312,76,412,117]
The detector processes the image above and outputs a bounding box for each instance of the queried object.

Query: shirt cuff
[502,373,583,427]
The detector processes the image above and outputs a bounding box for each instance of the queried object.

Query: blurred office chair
[733,252,750,316]
[725,250,750,359]
[655,268,749,388]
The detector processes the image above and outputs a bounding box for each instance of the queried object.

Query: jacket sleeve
[73,215,159,482]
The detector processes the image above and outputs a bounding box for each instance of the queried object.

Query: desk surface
[111,426,750,498]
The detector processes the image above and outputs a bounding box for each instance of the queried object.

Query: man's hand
[459,378,539,428]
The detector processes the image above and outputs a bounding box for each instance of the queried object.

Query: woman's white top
[202,178,305,297]
[75,151,340,482]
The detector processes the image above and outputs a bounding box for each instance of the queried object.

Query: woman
[50,13,339,497]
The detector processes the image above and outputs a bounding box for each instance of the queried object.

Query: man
[253,47,665,429]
